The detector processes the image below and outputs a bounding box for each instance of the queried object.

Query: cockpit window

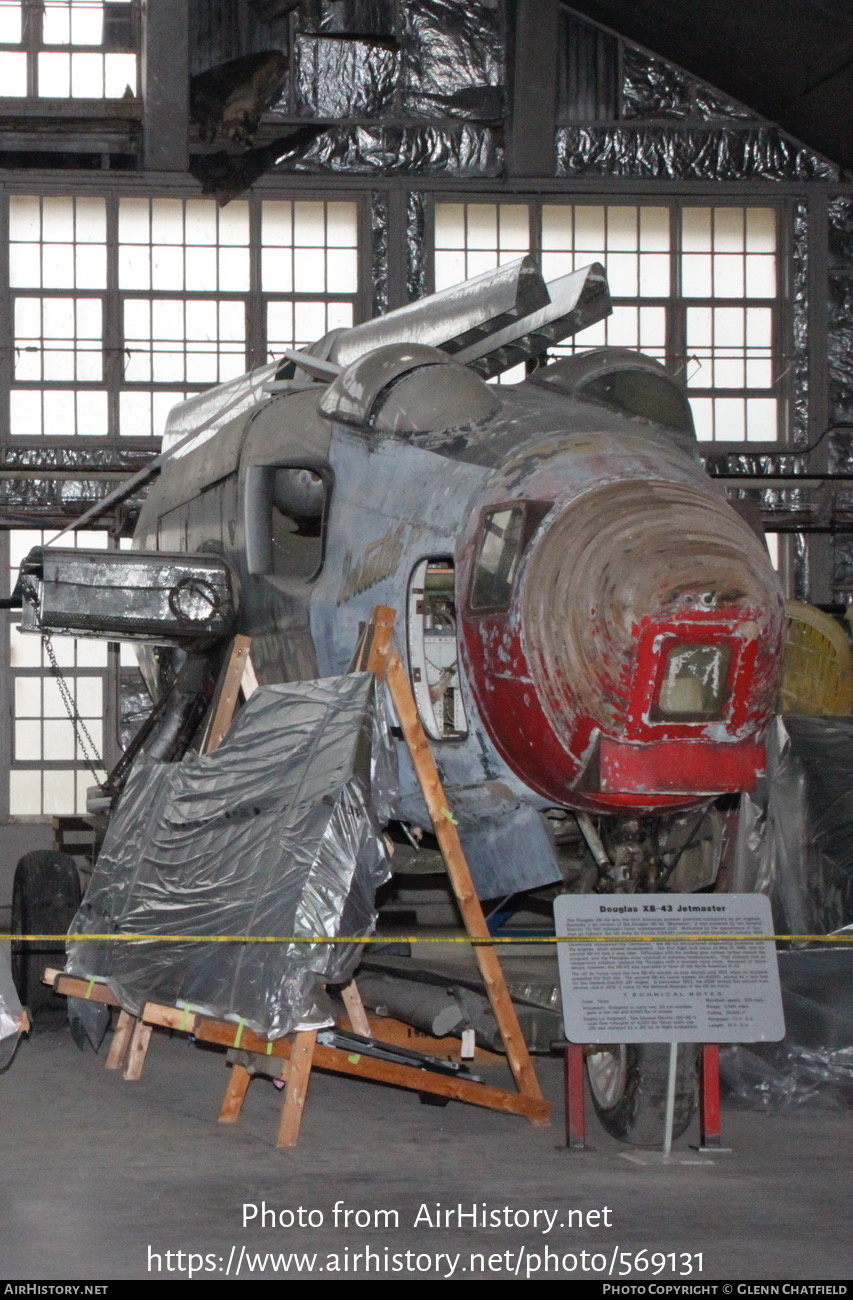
[470,508,525,611]
[580,369,694,434]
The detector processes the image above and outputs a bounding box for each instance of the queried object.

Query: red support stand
[696,1043,732,1154]
[563,1043,587,1150]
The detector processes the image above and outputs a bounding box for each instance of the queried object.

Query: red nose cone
[460,479,785,811]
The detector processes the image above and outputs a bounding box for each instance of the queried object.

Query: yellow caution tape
[3,932,852,944]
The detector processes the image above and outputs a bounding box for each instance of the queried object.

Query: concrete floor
[1,1009,851,1282]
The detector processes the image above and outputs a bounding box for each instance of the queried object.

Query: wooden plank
[189,1015,550,1123]
[364,606,548,1117]
[48,972,119,1008]
[276,1029,317,1148]
[105,1009,135,1070]
[122,1019,153,1081]
[201,634,253,754]
[142,1002,200,1034]
[241,651,259,699]
[219,1064,252,1124]
[340,981,371,1037]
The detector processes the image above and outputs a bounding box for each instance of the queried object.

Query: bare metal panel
[20,549,235,643]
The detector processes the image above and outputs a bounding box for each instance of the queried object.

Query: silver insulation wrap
[371,190,389,317]
[406,189,427,301]
[622,46,753,122]
[556,127,838,181]
[67,674,397,1040]
[293,124,501,175]
[295,34,398,118]
[401,0,504,121]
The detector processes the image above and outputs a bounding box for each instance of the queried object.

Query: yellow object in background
[780,600,853,714]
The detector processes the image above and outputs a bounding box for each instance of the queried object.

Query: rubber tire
[10,850,81,1016]
[587,1043,699,1148]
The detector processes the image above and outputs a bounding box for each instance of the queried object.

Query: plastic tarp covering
[721,950,853,1112]
[292,124,501,175]
[0,950,24,1071]
[66,675,396,1039]
[732,716,853,938]
[556,126,838,181]
[295,35,398,118]
[400,0,504,121]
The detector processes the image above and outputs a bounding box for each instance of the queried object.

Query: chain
[42,632,109,793]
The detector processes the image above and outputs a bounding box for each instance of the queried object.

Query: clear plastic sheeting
[293,124,501,175]
[721,950,853,1112]
[407,190,427,302]
[401,0,504,121]
[295,34,398,117]
[0,950,25,1072]
[556,126,838,181]
[67,675,396,1039]
[732,716,853,938]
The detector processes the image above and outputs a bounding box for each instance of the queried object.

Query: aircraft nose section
[521,479,785,751]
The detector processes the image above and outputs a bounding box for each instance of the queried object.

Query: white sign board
[553,893,785,1044]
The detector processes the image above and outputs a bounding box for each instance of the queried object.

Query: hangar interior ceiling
[0,0,852,824]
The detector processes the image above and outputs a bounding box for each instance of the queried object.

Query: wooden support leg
[276,1030,317,1149]
[122,1018,153,1081]
[219,1064,253,1124]
[340,980,371,1037]
[105,1009,135,1071]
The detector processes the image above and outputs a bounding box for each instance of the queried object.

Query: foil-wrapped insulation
[291,124,502,175]
[300,0,397,37]
[295,35,398,117]
[829,196,853,270]
[721,950,853,1112]
[371,191,389,317]
[119,668,153,754]
[1,447,154,472]
[407,190,427,301]
[732,716,853,939]
[0,478,114,519]
[67,675,397,1039]
[792,201,810,451]
[557,127,838,181]
[0,950,25,1072]
[621,47,691,121]
[829,274,853,426]
[621,45,754,123]
[401,0,505,121]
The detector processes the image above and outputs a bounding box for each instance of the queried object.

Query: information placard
[553,893,785,1043]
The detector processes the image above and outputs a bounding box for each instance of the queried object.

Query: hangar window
[6,530,110,817]
[0,0,138,100]
[433,200,782,444]
[5,192,362,441]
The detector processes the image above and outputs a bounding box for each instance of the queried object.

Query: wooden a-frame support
[45,607,550,1145]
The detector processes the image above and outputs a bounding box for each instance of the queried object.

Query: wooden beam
[201,635,253,754]
[122,1019,152,1081]
[219,1064,252,1124]
[105,1009,135,1070]
[276,1030,317,1148]
[340,981,371,1037]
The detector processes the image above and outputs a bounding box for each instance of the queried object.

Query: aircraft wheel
[10,850,81,1016]
[587,1043,698,1147]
